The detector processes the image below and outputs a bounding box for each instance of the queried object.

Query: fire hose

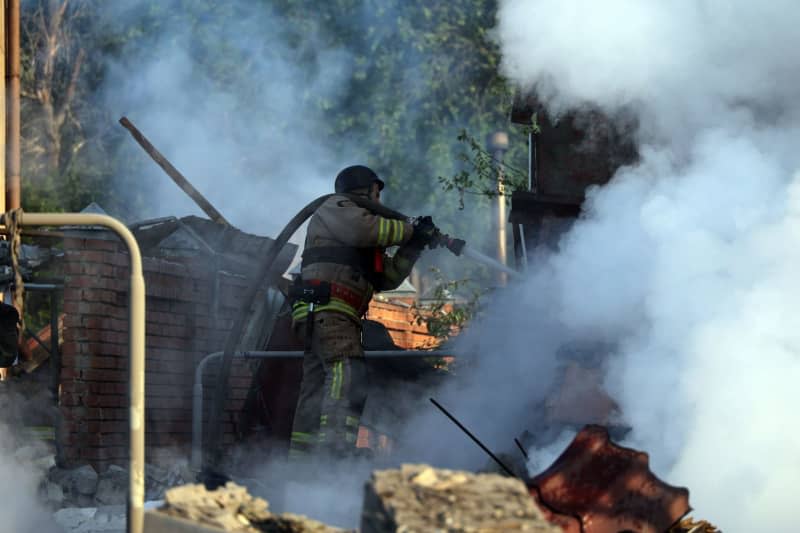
[118,117,472,473]
[202,194,467,474]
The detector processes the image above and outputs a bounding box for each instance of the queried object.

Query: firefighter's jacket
[292,195,419,323]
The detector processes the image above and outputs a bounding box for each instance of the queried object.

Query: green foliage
[19,0,529,228]
[437,129,532,210]
[411,267,485,342]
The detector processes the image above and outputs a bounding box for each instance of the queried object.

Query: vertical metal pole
[0,0,6,212]
[4,0,21,384]
[487,131,509,286]
[6,0,19,209]
[496,150,508,286]
[128,266,145,533]
[0,0,6,380]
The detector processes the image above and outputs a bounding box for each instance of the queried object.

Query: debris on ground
[529,425,691,533]
[360,464,559,532]
[156,481,351,532]
[45,460,194,508]
[53,505,126,533]
[669,517,721,533]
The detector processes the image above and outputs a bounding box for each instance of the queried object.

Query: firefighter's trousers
[289,311,368,461]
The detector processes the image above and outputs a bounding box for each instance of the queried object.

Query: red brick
[85,394,126,408]
[63,315,82,328]
[99,421,127,433]
[82,369,126,382]
[145,408,191,421]
[60,393,83,407]
[61,382,88,394]
[89,382,126,395]
[63,288,83,302]
[59,367,80,380]
[147,396,191,409]
[61,354,90,370]
[82,238,121,252]
[84,407,126,420]
[85,342,127,357]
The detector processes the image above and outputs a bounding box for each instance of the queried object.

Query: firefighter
[288,165,436,461]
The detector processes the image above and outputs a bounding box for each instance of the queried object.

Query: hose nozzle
[433,230,466,256]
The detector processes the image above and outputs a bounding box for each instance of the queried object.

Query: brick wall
[58,231,445,469]
[59,232,253,471]
[366,299,439,349]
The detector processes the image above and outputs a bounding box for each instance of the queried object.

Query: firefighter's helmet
[334,165,385,194]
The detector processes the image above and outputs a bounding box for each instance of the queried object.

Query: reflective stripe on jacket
[295,195,420,322]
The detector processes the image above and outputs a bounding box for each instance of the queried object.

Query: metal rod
[24,326,51,355]
[514,437,529,460]
[191,349,452,470]
[1,212,146,533]
[6,0,20,210]
[429,397,517,478]
[118,117,231,226]
[24,283,63,291]
[0,0,6,213]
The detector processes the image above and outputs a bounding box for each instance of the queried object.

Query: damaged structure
[0,96,723,533]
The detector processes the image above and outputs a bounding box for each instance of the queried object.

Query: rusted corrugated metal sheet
[529,425,690,533]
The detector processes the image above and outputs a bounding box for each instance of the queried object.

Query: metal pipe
[487,132,509,286]
[0,0,6,212]
[24,282,63,291]
[6,0,20,209]
[496,160,508,285]
[0,212,146,533]
[191,349,451,471]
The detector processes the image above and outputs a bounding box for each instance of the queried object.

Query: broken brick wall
[59,231,253,471]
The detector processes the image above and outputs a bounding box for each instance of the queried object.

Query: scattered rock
[361,464,559,533]
[157,482,350,532]
[43,481,64,507]
[72,464,99,496]
[93,505,126,530]
[53,505,126,533]
[95,465,128,506]
[53,507,97,530]
[145,461,193,500]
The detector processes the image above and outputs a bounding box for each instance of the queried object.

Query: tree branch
[53,47,84,130]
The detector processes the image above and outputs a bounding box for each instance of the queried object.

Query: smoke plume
[100,1,353,236]
[488,1,800,530]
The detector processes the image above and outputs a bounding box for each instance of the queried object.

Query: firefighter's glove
[408,216,438,249]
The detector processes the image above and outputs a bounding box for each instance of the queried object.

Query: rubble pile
[361,464,559,533]
[44,461,194,508]
[154,481,351,533]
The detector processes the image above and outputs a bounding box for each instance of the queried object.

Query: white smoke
[0,415,60,532]
[490,1,800,531]
[102,1,355,236]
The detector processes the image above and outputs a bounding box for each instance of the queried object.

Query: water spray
[460,245,521,280]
